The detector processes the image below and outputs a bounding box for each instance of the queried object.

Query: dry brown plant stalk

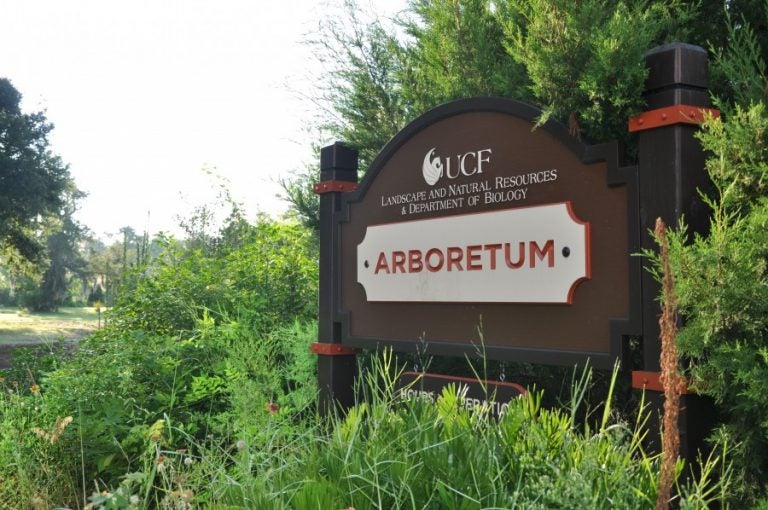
[654,217,687,510]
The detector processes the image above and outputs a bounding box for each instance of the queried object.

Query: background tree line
[0,77,207,312]
[0,77,86,312]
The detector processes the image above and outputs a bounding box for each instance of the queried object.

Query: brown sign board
[335,98,641,368]
[397,371,526,420]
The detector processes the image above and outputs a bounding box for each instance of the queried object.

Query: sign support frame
[632,42,718,464]
[315,142,359,416]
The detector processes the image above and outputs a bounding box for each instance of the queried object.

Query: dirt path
[0,307,100,370]
[0,334,90,370]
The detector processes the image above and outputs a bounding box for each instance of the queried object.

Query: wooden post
[631,43,718,463]
[314,142,359,416]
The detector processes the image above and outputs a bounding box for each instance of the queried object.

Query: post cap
[320,142,358,182]
[644,43,708,92]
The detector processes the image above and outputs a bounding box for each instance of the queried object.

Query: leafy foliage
[66,356,732,509]
[310,1,412,171]
[498,0,681,143]
[668,198,768,491]
[279,164,321,232]
[698,102,768,214]
[0,78,88,311]
[15,215,88,312]
[665,103,768,500]
[285,0,703,228]
[0,208,321,505]
[403,0,529,112]
[0,313,319,506]
[706,0,768,106]
[0,203,736,509]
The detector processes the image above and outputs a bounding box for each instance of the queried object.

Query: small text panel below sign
[357,202,590,304]
[397,372,527,420]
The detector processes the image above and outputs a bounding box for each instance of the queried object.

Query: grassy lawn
[0,306,101,345]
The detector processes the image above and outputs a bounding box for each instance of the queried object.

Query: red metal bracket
[313,180,358,195]
[310,342,360,356]
[631,370,692,394]
[628,105,720,133]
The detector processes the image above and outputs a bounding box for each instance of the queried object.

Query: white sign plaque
[357,202,590,303]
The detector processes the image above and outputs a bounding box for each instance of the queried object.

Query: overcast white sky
[0,0,405,239]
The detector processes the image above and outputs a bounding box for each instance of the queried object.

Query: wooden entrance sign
[324,99,641,369]
[314,43,717,467]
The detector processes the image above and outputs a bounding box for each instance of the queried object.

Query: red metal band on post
[631,370,692,394]
[313,180,358,194]
[628,105,720,132]
[310,342,360,355]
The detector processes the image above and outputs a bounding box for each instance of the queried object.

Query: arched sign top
[356,97,606,199]
[334,96,640,368]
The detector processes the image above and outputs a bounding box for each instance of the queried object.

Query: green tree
[10,205,88,312]
[26,219,86,312]
[403,0,529,111]
[311,1,412,170]
[82,229,146,308]
[497,0,685,142]
[0,78,85,311]
[109,215,318,337]
[0,78,77,261]
[700,1,768,104]
[284,0,532,229]
[280,163,322,232]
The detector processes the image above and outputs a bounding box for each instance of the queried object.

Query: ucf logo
[422,147,492,186]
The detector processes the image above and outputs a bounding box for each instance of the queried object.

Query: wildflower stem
[654,217,685,510]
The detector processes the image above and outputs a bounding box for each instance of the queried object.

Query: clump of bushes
[0,153,753,508]
[0,315,320,507]
[110,217,318,337]
[0,215,321,506]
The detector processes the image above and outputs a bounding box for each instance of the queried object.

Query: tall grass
[1,336,734,509]
[73,352,731,509]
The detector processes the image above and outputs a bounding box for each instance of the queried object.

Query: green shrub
[109,218,318,337]
[498,0,673,144]
[658,92,768,502]
[3,338,734,509]
[647,9,768,500]
[667,195,768,496]
[0,314,319,507]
